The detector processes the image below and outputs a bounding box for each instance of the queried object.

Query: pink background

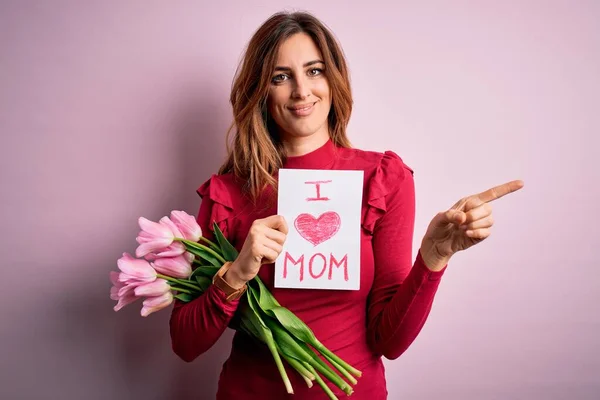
[1,1,598,399]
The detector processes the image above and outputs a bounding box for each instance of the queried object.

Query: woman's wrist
[223,261,250,289]
[419,239,452,272]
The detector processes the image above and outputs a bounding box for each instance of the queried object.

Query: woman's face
[267,32,331,143]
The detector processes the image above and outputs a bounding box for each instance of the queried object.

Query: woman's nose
[292,76,311,99]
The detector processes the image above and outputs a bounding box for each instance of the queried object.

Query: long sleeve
[366,160,446,360]
[169,186,240,362]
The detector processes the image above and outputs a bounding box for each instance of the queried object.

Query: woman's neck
[282,131,330,157]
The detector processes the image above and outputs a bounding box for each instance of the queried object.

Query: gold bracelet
[212,262,247,301]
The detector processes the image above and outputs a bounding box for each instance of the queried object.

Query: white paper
[275,169,364,290]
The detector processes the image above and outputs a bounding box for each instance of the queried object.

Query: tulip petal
[152,255,192,279]
[135,239,173,258]
[160,216,184,239]
[134,279,170,297]
[152,242,186,258]
[117,282,139,297]
[183,252,195,264]
[141,292,174,317]
[113,292,138,311]
[171,210,202,242]
[139,217,173,239]
[110,285,120,300]
[117,254,155,279]
[109,271,120,286]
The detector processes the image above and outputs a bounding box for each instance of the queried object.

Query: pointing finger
[476,180,524,203]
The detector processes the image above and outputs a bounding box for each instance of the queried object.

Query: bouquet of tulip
[110,210,362,399]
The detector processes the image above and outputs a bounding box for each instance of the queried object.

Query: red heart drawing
[294,211,341,246]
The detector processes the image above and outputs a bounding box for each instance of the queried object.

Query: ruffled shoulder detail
[362,151,414,234]
[196,174,238,238]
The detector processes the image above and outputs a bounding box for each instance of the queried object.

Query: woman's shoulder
[196,172,245,210]
[337,146,414,179]
[339,147,416,233]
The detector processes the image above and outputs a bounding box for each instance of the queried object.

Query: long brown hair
[218,11,353,200]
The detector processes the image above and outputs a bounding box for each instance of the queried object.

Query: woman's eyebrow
[274,59,325,72]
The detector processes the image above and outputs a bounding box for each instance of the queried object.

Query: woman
[169,10,523,399]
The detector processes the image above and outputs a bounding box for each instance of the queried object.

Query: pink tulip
[143,243,186,261]
[151,254,192,279]
[143,252,157,262]
[183,251,194,264]
[110,272,125,301]
[113,290,138,311]
[135,217,175,258]
[134,279,170,297]
[159,216,184,238]
[117,253,156,285]
[141,292,174,317]
[170,210,202,242]
[110,270,140,311]
[109,271,121,293]
[144,242,186,260]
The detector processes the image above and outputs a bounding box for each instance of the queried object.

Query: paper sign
[275,169,364,290]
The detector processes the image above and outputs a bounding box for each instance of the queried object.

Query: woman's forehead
[275,33,323,66]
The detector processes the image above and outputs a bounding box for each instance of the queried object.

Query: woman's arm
[169,196,241,362]
[366,166,446,360]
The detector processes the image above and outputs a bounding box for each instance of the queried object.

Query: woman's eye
[308,68,323,76]
[272,74,288,83]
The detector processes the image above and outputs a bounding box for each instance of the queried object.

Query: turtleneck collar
[282,138,337,169]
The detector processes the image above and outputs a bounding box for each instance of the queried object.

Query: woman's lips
[288,102,316,117]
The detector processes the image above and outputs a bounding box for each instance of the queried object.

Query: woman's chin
[281,124,328,140]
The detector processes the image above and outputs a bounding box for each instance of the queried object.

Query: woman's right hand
[225,215,288,288]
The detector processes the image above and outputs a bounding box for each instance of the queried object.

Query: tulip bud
[141,292,174,317]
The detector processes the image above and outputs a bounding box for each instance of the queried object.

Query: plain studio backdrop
[1,1,598,399]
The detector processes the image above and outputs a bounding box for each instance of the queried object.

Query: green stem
[304,363,338,400]
[199,236,220,251]
[280,351,314,387]
[175,238,227,264]
[322,352,357,385]
[315,341,362,378]
[275,341,315,380]
[170,287,193,294]
[266,319,350,395]
[305,351,350,395]
[156,273,201,292]
[266,336,294,394]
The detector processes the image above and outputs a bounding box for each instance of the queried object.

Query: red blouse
[170,139,447,399]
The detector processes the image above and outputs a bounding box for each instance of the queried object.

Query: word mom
[283,251,349,282]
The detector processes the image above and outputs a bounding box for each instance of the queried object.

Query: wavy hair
[218,11,353,200]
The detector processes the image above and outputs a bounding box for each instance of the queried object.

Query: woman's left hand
[420,180,525,271]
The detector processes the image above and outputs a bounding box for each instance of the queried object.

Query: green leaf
[253,276,361,380]
[253,277,313,343]
[304,363,338,400]
[184,246,222,268]
[195,276,212,292]
[242,287,294,394]
[174,293,192,302]
[212,222,239,262]
[277,347,315,381]
[263,316,351,395]
[254,276,281,306]
[191,265,220,279]
[196,266,220,279]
